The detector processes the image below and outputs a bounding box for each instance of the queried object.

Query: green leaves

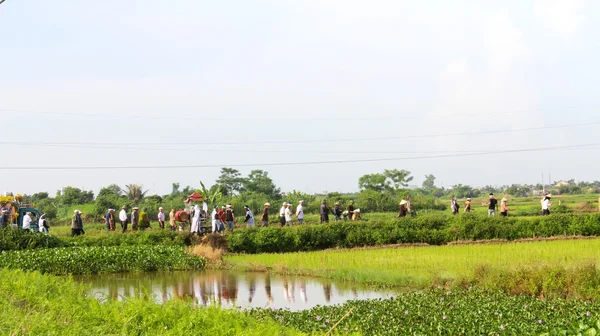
[0,245,206,275]
[249,288,600,335]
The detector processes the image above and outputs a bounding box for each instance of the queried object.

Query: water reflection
[75,270,396,311]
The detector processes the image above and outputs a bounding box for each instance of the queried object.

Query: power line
[1,142,597,170]
[0,103,596,122]
[1,120,598,146]
[5,142,496,154]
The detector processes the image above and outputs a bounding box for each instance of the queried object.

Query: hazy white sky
[0,0,598,196]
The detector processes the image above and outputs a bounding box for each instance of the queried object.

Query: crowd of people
[1,192,559,237]
[450,193,554,217]
[93,199,369,236]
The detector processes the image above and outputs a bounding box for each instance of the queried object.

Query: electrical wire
[1,103,597,122]
[1,142,597,170]
[1,120,599,146]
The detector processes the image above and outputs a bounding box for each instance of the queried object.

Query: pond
[76,270,397,311]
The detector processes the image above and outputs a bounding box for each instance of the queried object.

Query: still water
[76,270,396,311]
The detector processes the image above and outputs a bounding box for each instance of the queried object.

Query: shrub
[0,228,66,251]
[0,245,206,275]
[227,213,600,254]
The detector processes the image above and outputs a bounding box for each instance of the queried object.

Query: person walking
[225,205,236,231]
[139,208,150,230]
[398,200,408,217]
[348,201,356,221]
[71,210,83,237]
[334,202,343,221]
[284,203,293,226]
[119,206,128,233]
[191,203,201,235]
[464,198,472,213]
[211,206,219,233]
[38,213,49,234]
[261,203,270,227]
[451,197,459,215]
[0,209,6,229]
[22,212,32,232]
[169,208,177,231]
[500,197,511,217]
[296,200,305,225]
[104,208,114,232]
[320,200,330,223]
[157,207,166,230]
[243,205,255,228]
[131,207,139,231]
[542,194,552,215]
[279,202,287,227]
[485,193,498,216]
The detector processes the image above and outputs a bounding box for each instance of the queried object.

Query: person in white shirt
[541,195,552,216]
[39,213,49,234]
[284,203,293,226]
[243,205,255,228]
[191,204,201,235]
[119,206,128,233]
[211,206,219,233]
[279,202,287,227]
[157,207,166,230]
[22,212,32,232]
[296,200,305,225]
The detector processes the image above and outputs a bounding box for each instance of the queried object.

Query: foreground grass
[225,238,600,299]
[0,269,303,336]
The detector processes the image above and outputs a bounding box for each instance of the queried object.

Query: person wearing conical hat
[398,200,408,218]
[500,197,511,217]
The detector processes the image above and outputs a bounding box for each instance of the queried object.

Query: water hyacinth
[247,288,600,335]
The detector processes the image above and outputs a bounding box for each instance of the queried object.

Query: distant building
[532,190,545,196]
[554,181,570,187]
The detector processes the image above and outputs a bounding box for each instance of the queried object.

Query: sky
[0,0,599,196]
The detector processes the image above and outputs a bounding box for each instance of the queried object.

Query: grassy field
[0,268,303,336]
[225,238,600,298]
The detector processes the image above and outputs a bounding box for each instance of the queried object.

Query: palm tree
[123,184,148,204]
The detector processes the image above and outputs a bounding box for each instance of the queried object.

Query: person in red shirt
[218,206,226,230]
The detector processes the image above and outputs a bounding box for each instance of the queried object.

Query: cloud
[428,13,538,152]
[535,0,588,40]
[483,12,531,74]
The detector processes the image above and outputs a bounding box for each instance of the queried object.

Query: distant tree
[358,173,389,193]
[384,169,414,190]
[59,186,94,205]
[242,170,280,199]
[358,169,413,194]
[97,184,123,198]
[171,183,181,196]
[123,184,148,204]
[505,185,529,197]
[448,184,481,199]
[31,192,49,204]
[216,167,246,196]
[422,174,436,191]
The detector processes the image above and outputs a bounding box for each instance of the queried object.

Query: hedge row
[227,213,600,253]
[0,245,206,275]
[0,229,195,252]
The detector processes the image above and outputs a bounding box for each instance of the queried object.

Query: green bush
[0,245,205,275]
[227,214,600,254]
[67,230,195,248]
[0,228,66,251]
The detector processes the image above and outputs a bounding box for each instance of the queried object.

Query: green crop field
[225,238,600,299]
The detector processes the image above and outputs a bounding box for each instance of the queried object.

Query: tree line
[19,168,600,222]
